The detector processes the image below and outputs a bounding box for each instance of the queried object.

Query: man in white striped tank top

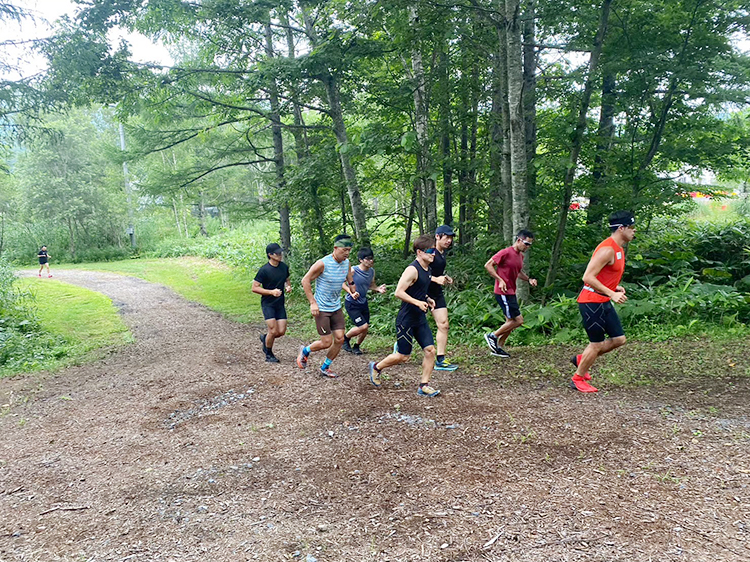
[297,234,359,378]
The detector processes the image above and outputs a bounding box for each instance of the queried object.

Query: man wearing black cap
[571,210,636,393]
[252,243,292,363]
[430,225,459,371]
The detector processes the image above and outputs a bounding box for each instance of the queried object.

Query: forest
[0,0,749,353]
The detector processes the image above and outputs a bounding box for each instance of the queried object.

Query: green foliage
[0,260,68,375]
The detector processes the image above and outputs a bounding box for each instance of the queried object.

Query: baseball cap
[266,243,283,256]
[435,225,456,236]
[608,211,635,228]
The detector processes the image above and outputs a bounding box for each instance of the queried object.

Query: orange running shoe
[570,374,598,393]
[570,354,592,381]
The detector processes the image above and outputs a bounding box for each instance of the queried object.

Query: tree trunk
[437,45,453,227]
[198,190,208,237]
[588,71,616,225]
[522,0,538,200]
[403,181,418,259]
[264,18,291,251]
[497,18,514,241]
[301,6,369,243]
[505,0,529,238]
[409,6,438,234]
[545,0,612,289]
[172,198,183,237]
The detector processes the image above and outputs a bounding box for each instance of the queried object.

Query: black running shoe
[265,352,280,363]
[494,346,511,359]
[259,333,268,354]
[352,345,364,356]
[342,339,353,353]
[484,332,498,353]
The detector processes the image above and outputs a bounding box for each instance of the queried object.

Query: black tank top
[397,260,432,326]
[428,249,446,298]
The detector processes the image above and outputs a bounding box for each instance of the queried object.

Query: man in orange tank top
[571,211,636,393]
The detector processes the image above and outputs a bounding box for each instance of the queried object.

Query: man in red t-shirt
[570,210,636,393]
[483,230,537,358]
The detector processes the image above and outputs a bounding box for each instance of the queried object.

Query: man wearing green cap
[297,234,359,378]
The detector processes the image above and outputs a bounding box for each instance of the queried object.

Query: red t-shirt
[577,237,625,303]
[491,246,525,295]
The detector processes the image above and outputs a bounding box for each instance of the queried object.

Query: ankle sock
[437,355,445,363]
[322,358,333,370]
[303,346,311,357]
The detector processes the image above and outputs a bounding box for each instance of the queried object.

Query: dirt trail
[1,270,749,561]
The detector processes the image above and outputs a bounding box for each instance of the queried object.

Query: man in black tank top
[368,235,441,397]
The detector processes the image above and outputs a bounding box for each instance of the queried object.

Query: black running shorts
[345,300,370,327]
[395,322,434,356]
[261,299,287,321]
[579,301,624,343]
[495,294,521,319]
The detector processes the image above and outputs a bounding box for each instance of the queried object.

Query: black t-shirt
[428,249,446,298]
[396,260,432,327]
[38,250,48,264]
[254,261,289,305]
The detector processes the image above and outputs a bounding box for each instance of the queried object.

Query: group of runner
[252,210,637,396]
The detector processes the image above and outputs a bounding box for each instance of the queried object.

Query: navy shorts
[428,289,447,310]
[395,322,434,356]
[495,294,521,319]
[345,300,370,327]
[262,299,287,321]
[579,302,624,343]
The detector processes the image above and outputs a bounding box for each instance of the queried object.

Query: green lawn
[13,278,133,374]
[61,257,262,322]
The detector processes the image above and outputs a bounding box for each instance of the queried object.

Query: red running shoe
[570,374,598,393]
[296,346,308,369]
[570,354,592,381]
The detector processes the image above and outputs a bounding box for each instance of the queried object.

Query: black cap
[266,243,283,256]
[435,225,456,236]
[608,211,635,228]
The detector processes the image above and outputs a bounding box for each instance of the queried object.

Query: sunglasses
[520,240,533,246]
[422,248,436,255]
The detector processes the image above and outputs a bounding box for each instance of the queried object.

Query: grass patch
[7,278,133,376]
[61,258,262,322]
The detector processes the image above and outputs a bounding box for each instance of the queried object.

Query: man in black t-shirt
[38,246,51,278]
[252,243,291,363]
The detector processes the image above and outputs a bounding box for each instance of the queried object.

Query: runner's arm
[394,267,429,311]
[252,280,281,297]
[484,257,507,292]
[344,267,359,300]
[301,260,325,305]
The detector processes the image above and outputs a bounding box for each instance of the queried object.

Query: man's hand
[444,275,453,285]
[271,288,282,297]
[310,302,320,316]
[285,284,292,293]
[426,297,436,311]
[616,285,626,294]
[376,284,387,294]
[497,279,508,293]
[529,278,538,287]
[611,289,627,304]
[350,291,360,301]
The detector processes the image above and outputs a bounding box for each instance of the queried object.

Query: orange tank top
[577,237,625,303]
